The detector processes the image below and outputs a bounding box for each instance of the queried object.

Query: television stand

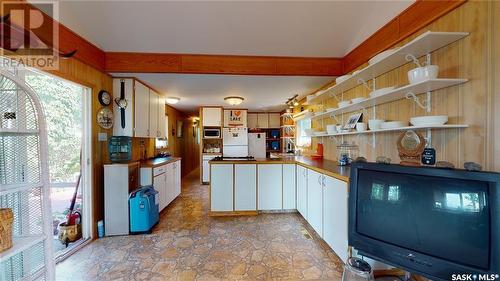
[375,270,421,281]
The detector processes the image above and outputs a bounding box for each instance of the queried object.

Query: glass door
[20,69,91,260]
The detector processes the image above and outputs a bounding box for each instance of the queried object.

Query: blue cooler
[129,186,159,234]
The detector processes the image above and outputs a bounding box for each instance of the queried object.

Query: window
[296,118,311,147]
[155,115,169,148]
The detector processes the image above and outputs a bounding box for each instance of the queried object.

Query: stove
[213,156,255,161]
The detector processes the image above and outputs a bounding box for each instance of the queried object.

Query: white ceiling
[50,1,414,114]
[113,73,332,113]
[55,0,413,57]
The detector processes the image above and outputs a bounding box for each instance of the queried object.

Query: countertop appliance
[248,132,266,159]
[129,186,159,234]
[223,127,248,157]
[348,162,500,281]
[203,128,221,139]
[108,136,132,163]
[212,156,255,161]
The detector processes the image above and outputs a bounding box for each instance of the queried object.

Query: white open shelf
[309,31,469,103]
[0,235,46,263]
[311,124,468,138]
[309,78,468,120]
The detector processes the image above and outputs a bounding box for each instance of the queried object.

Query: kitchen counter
[210,156,350,182]
[140,157,181,168]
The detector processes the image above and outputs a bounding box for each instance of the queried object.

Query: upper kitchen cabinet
[157,95,167,139]
[268,113,280,128]
[202,107,222,127]
[113,79,134,136]
[257,113,269,128]
[223,109,247,127]
[113,78,166,138]
[247,113,257,128]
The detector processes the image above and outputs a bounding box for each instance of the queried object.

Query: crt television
[348,162,500,281]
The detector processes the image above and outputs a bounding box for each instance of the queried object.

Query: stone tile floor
[56,169,344,281]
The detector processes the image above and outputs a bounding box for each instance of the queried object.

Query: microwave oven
[203,128,221,138]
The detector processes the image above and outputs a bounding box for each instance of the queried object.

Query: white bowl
[369,47,400,65]
[381,121,407,129]
[410,115,448,126]
[351,97,366,104]
[356,122,367,132]
[407,65,439,84]
[369,86,395,98]
[336,74,351,84]
[368,119,385,130]
[338,100,351,108]
[326,125,337,134]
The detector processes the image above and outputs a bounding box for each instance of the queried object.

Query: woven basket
[0,208,14,253]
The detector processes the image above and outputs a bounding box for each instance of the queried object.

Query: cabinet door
[113,78,134,136]
[202,107,222,127]
[149,90,158,138]
[158,95,167,139]
[268,113,280,128]
[174,160,181,197]
[134,81,150,137]
[283,164,296,209]
[234,164,257,211]
[257,113,269,128]
[307,169,323,237]
[247,113,257,129]
[258,164,282,210]
[202,160,210,182]
[211,164,233,211]
[297,165,308,218]
[153,172,166,211]
[166,163,175,205]
[323,176,349,262]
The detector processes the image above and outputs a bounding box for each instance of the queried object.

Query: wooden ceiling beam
[105,52,343,76]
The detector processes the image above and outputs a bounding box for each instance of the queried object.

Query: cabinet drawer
[153,165,167,176]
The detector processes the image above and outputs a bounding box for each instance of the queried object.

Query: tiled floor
[56,169,344,281]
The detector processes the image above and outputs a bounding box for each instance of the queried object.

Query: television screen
[356,169,490,270]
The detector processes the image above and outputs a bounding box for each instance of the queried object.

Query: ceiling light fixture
[224,96,244,106]
[166,97,180,104]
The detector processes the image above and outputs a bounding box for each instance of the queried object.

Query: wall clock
[97,107,113,129]
[98,90,111,106]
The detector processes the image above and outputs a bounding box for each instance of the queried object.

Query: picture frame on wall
[177,120,183,138]
[343,112,362,130]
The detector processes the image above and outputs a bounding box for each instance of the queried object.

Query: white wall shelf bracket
[405,91,430,111]
[357,78,374,91]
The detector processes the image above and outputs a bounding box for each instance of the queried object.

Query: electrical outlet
[98,132,108,142]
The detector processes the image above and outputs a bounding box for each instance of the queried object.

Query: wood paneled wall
[300,0,499,172]
[130,105,200,178]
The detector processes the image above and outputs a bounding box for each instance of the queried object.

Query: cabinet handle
[322,175,325,186]
[318,175,322,185]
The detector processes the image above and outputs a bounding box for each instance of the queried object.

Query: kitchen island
[209,155,350,262]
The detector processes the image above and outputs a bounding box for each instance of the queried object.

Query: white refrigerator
[223,127,248,157]
[248,132,266,159]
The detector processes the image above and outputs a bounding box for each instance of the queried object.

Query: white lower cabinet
[211,164,234,211]
[258,164,283,210]
[140,159,182,212]
[283,164,296,209]
[234,164,257,211]
[307,169,323,236]
[154,172,167,211]
[297,165,308,218]
[323,175,349,262]
[174,160,181,197]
